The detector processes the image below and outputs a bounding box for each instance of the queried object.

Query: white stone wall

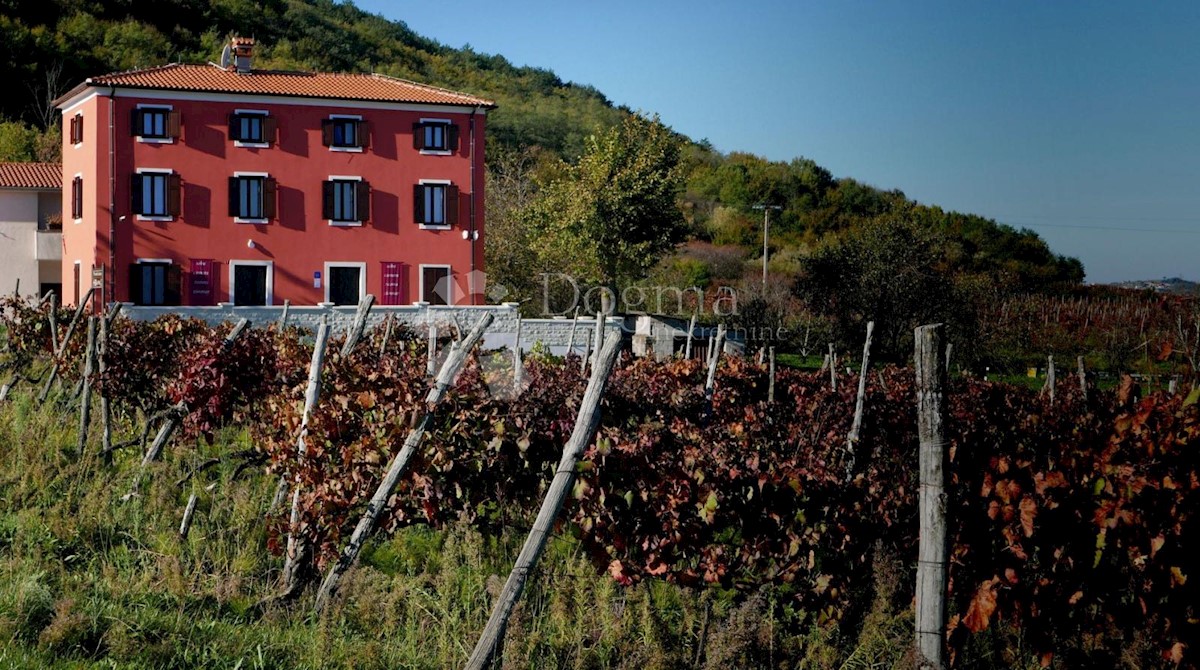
[0,190,40,297]
[118,302,622,353]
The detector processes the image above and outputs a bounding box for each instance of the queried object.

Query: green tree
[525,113,686,311]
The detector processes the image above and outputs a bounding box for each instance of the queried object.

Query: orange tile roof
[69,63,495,108]
[0,162,61,189]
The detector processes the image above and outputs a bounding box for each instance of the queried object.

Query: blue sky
[358,1,1200,283]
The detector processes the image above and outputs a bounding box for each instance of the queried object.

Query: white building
[0,163,61,299]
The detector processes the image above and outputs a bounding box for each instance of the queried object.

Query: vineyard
[0,293,1196,669]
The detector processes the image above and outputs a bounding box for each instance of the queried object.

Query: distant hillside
[0,0,1083,288]
[1112,277,1199,295]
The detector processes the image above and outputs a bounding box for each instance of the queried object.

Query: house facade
[55,38,493,309]
[0,162,62,299]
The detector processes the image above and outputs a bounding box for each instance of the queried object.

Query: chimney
[231,36,255,74]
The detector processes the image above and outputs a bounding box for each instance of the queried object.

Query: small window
[322,178,370,224]
[229,112,275,145]
[71,176,83,219]
[69,114,83,145]
[322,117,369,150]
[132,107,179,140]
[228,175,276,221]
[131,171,181,218]
[413,121,458,153]
[413,182,459,227]
[129,262,180,306]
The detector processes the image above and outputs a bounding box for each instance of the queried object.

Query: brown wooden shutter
[321,181,335,220]
[412,122,424,150]
[165,264,182,305]
[130,173,143,214]
[413,184,425,223]
[228,113,240,141]
[228,177,240,217]
[167,110,181,139]
[356,181,370,221]
[448,124,460,152]
[263,115,277,145]
[356,120,370,148]
[263,177,277,219]
[321,119,334,147]
[128,264,143,305]
[446,184,460,225]
[130,108,141,137]
[167,173,182,217]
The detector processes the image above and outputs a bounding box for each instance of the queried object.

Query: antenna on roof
[219,43,232,70]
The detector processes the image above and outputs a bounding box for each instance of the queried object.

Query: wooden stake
[339,294,375,356]
[914,324,948,670]
[48,293,59,353]
[704,324,727,409]
[845,321,874,481]
[39,287,95,403]
[281,322,331,591]
[277,299,291,330]
[179,493,199,539]
[829,343,837,391]
[580,320,592,375]
[1044,355,1056,401]
[768,346,776,403]
[513,315,524,387]
[426,325,438,378]
[464,330,622,670]
[684,312,697,360]
[313,313,494,612]
[1077,355,1087,402]
[378,314,394,358]
[76,317,97,454]
[589,312,604,370]
[100,314,112,456]
[565,308,579,359]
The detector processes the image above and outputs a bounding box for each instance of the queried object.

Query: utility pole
[753,204,782,291]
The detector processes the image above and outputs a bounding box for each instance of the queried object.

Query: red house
[55,37,493,308]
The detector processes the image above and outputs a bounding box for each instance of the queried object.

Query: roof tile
[0,162,62,189]
[81,64,494,107]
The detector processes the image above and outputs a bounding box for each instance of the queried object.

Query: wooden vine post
[38,286,95,403]
[280,321,332,591]
[378,314,394,358]
[464,330,622,670]
[340,294,375,356]
[564,309,579,358]
[278,299,291,330]
[76,317,97,454]
[427,324,438,378]
[845,320,874,481]
[1044,354,1056,401]
[313,313,494,613]
[589,312,604,370]
[513,315,524,387]
[828,343,837,391]
[768,346,776,403]
[914,323,949,670]
[1077,355,1087,402]
[705,323,727,401]
[684,312,697,360]
[48,293,59,353]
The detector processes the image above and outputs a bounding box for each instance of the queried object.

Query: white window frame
[228,260,274,306]
[232,109,270,148]
[72,172,84,223]
[418,117,453,156]
[327,174,363,227]
[232,171,270,224]
[418,263,453,305]
[72,113,83,149]
[327,114,363,153]
[135,104,174,144]
[417,179,452,230]
[135,168,174,222]
[323,261,367,305]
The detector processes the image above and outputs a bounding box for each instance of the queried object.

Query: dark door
[328,266,361,306]
[233,265,267,306]
[422,266,449,305]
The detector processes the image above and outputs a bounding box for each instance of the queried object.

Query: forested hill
[0,0,1084,288]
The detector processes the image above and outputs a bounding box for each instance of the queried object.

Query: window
[69,114,83,145]
[129,261,180,306]
[321,116,369,150]
[71,176,83,220]
[132,106,179,141]
[325,263,365,306]
[229,111,275,145]
[228,174,276,222]
[413,120,458,153]
[322,178,370,224]
[414,182,459,227]
[229,261,272,306]
[420,265,451,305]
[131,171,181,219]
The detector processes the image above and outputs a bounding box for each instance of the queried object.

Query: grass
[0,385,929,669]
